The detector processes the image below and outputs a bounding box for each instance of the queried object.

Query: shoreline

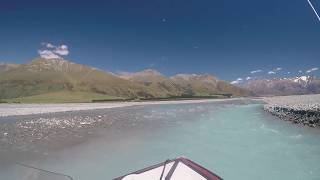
[0,98,248,117]
[263,94,320,128]
[2,94,319,128]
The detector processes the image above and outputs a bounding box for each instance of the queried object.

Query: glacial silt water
[1,103,320,180]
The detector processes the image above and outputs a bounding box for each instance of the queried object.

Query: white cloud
[298,70,303,73]
[38,50,61,59]
[306,67,319,74]
[250,69,263,74]
[54,44,69,56]
[230,78,243,84]
[38,43,69,59]
[275,67,282,71]
[246,77,252,80]
[268,71,276,74]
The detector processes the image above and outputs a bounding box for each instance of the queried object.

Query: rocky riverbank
[264,94,320,128]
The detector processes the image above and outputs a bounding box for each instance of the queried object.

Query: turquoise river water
[1,102,320,180]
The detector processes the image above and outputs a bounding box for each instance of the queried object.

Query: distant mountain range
[244,76,320,96]
[0,58,249,102]
[118,70,249,98]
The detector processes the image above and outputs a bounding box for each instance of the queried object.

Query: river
[0,101,320,180]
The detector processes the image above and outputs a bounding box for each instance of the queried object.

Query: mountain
[0,58,250,102]
[0,58,151,100]
[245,76,320,96]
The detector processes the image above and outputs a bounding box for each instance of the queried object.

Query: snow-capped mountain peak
[244,75,319,96]
[291,76,313,86]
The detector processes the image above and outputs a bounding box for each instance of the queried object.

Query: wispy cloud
[267,67,282,75]
[230,78,243,84]
[306,67,319,74]
[45,43,55,48]
[246,77,252,80]
[266,67,282,75]
[38,43,69,59]
[250,69,263,74]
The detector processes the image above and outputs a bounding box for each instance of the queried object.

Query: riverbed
[1,100,320,180]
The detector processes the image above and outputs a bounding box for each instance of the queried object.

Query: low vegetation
[4,91,123,103]
[0,99,7,103]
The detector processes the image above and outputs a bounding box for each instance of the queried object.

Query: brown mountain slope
[170,74,250,97]
[118,69,183,97]
[119,71,250,97]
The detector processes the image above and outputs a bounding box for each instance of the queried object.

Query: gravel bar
[264,94,320,128]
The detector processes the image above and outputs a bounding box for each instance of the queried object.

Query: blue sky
[0,0,319,81]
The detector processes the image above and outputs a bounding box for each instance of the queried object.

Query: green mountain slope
[0,58,250,103]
